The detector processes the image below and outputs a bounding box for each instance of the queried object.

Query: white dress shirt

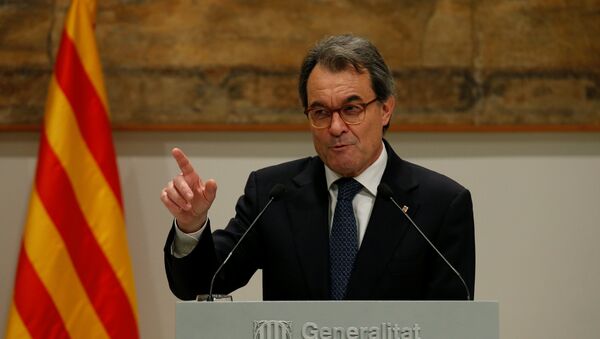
[324,143,387,246]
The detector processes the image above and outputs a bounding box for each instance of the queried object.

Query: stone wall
[1,0,599,130]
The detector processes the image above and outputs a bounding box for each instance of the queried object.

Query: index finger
[171,147,195,176]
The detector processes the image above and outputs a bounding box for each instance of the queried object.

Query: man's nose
[328,111,347,135]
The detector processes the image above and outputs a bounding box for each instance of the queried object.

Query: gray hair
[298,34,395,129]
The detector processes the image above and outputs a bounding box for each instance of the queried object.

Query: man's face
[306,64,394,177]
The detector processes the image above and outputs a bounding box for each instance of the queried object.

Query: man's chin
[327,161,359,177]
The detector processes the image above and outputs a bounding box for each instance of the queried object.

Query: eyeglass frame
[304,97,379,129]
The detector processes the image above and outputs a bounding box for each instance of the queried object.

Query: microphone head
[269,184,287,200]
[377,183,394,200]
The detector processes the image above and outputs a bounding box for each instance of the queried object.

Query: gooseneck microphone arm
[377,183,472,300]
[207,184,286,301]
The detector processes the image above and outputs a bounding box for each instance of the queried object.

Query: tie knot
[336,178,363,201]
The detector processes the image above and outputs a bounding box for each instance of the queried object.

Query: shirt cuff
[171,218,208,258]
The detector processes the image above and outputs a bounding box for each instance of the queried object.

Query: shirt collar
[324,142,388,196]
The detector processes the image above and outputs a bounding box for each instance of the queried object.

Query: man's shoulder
[255,156,319,174]
[250,156,322,184]
[384,139,466,194]
[398,158,468,195]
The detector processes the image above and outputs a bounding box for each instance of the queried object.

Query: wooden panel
[1,0,599,131]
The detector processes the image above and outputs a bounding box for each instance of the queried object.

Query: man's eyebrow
[308,100,327,108]
[342,95,363,104]
[308,95,365,107]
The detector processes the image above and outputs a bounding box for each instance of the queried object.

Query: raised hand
[160,148,217,232]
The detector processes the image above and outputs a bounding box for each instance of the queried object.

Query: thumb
[202,179,217,204]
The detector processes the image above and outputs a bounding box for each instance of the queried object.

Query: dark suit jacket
[164,140,475,300]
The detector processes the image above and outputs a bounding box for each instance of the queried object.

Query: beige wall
[1,131,600,338]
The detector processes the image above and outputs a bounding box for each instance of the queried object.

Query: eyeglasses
[304,98,379,129]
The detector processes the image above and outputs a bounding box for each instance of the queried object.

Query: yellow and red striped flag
[5,0,139,338]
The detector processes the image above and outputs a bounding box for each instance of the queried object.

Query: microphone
[377,183,472,300]
[207,184,286,301]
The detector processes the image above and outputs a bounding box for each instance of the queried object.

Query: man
[161,34,475,301]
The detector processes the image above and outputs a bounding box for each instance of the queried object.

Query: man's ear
[380,96,395,126]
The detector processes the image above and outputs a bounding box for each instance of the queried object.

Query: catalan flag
[5,0,139,338]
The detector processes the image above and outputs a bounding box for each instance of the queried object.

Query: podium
[176,300,498,338]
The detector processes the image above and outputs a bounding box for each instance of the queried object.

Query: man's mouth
[331,143,351,150]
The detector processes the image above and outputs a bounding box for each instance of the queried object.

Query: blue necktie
[329,178,363,300]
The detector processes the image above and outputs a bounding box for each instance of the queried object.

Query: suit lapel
[286,157,330,299]
[346,142,420,299]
